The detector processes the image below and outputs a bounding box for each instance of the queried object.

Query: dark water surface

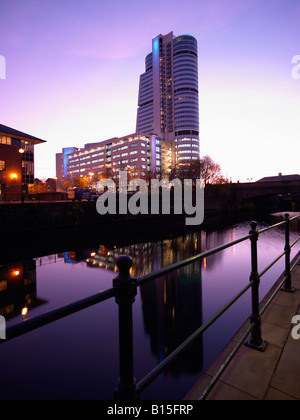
[0,213,299,400]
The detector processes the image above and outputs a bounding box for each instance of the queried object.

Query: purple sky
[0,0,299,182]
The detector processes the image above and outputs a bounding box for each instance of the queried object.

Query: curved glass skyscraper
[136,32,200,168]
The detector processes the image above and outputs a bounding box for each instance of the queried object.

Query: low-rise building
[0,124,46,201]
[256,173,300,183]
[58,133,168,185]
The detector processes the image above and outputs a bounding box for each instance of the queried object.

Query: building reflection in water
[82,229,232,376]
[0,228,242,378]
[0,260,47,320]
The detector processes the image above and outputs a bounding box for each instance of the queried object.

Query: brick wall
[0,144,22,200]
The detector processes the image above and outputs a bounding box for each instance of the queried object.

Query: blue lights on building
[153,36,159,55]
[62,147,76,178]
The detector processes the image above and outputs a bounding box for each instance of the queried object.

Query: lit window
[0,136,11,145]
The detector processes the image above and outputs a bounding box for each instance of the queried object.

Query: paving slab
[184,255,300,401]
[270,342,300,399]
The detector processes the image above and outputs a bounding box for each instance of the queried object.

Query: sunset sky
[0,0,299,182]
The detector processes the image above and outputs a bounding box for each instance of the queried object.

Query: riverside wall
[0,184,298,263]
[1,183,298,236]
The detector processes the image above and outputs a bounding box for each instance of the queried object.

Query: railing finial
[250,220,257,229]
[115,255,133,283]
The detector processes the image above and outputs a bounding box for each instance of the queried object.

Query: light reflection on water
[0,215,299,400]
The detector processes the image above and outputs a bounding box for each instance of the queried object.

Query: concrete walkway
[185,258,300,400]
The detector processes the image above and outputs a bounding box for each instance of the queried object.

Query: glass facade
[137,59,154,133]
[21,141,34,185]
[173,35,199,164]
[136,32,200,166]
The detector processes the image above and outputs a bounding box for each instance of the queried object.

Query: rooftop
[0,123,46,145]
[256,173,300,183]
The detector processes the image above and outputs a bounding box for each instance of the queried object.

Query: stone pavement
[185,257,300,400]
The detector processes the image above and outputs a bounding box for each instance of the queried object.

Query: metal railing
[1,213,300,400]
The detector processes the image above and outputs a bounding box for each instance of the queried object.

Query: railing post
[113,255,138,400]
[281,213,295,293]
[245,221,268,352]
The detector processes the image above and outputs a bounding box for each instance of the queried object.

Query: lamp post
[19,147,25,202]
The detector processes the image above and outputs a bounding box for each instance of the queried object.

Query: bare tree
[199,156,223,185]
[169,156,228,185]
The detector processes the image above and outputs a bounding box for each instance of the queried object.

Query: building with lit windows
[136,32,200,166]
[57,31,199,183]
[0,124,46,201]
[60,133,163,183]
[56,147,79,188]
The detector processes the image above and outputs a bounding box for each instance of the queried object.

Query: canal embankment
[2,181,295,235]
[1,184,298,263]
[0,200,268,264]
[0,184,289,236]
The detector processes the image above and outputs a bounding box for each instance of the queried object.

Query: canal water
[0,213,299,400]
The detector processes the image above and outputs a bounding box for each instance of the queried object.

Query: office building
[56,147,79,188]
[136,32,200,165]
[0,124,45,201]
[58,31,199,183]
[62,133,162,183]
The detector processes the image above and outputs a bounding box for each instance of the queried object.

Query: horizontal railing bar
[258,250,286,279]
[291,254,300,272]
[2,217,296,346]
[200,270,292,400]
[136,280,254,393]
[1,287,115,344]
[257,214,300,235]
[200,249,300,400]
[257,220,287,234]
[1,215,298,399]
[136,234,252,286]
[291,236,300,249]
[137,216,300,287]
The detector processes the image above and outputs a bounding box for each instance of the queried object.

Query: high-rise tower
[136,32,200,167]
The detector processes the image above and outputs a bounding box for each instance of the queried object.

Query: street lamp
[18,148,25,202]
